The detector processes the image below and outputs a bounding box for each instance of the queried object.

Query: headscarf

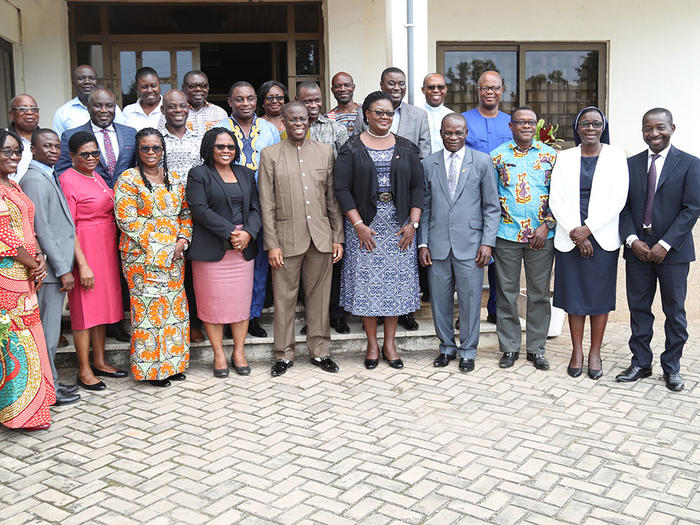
[573,106,609,146]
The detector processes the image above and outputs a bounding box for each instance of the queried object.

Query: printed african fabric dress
[115,169,193,381]
[0,181,55,429]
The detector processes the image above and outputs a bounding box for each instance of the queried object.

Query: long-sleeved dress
[114,168,192,381]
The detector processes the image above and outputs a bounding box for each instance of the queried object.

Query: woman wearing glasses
[257,80,288,133]
[549,107,629,380]
[186,128,261,377]
[0,129,55,430]
[334,91,424,370]
[60,131,126,391]
[114,128,192,387]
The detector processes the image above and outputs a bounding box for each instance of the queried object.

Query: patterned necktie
[102,128,117,178]
[447,152,459,199]
[643,153,660,226]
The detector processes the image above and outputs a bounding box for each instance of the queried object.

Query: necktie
[643,153,660,226]
[102,128,117,178]
[447,152,458,199]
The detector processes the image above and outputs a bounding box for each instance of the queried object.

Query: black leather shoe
[588,360,603,380]
[91,366,128,378]
[331,319,350,334]
[615,365,652,382]
[499,352,519,368]
[77,378,106,391]
[58,382,79,394]
[459,358,475,373]
[663,372,684,392]
[364,356,379,369]
[382,348,404,369]
[433,353,454,367]
[311,357,339,373]
[486,313,497,324]
[567,366,582,378]
[398,313,419,331]
[271,360,293,377]
[106,323,131,342]
[248,318,267,338]
[213,367,229,378]
[527,353,550,370]
[148,379,171,387]
[169,373,186,381]
[53,390,81,406]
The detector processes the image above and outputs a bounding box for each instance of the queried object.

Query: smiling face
[9,95,40,134]
[421,74,447,108]
[182,73,209,109]
[212,132,237,168]
[228,85,257,121]
[509,109,538,148]
[576,109,604,146]
[441,116,467,153]
[477,71,504,111]
[138,134,164,170]
[283,103,309,143]
[366,98,394,136]
[643,112,675,154]
[331,73,355,105]
[31,132,61,167]
[0,135,22,177]
[163,90,189,129]
[380,71,406,108]
[88,89,116,129]
[263,85,285,117]
[71,141,100,175]
[297,85,323,123]
[136,73,161,106]
[73,65,97,102]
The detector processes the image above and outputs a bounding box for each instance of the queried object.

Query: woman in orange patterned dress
[115,128,192,388]
[0,129,54,431]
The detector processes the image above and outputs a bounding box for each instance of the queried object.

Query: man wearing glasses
[181,70,227,136]
[8,94,40,182]
[421,73,454,155]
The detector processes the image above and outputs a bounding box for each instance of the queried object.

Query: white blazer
[549,144,629,252]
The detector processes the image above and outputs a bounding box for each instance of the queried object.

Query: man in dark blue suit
[55,88,137,188]
[617,108,700,391]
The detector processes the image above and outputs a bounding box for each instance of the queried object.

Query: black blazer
[186,164,262,262]
[333,134,424,225]
[619,145,700,264]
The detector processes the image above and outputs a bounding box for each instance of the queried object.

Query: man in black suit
[617,108,700,391]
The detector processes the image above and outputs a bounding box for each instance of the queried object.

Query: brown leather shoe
[58,334,69,347]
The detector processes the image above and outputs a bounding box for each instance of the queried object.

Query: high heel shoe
[381,346,404,369]
[231,355,251,376]
[588,357,603,380]
[567,366,582,378]
[364,355,379,369]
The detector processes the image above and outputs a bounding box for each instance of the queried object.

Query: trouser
[299,260,345,321]
[250,234,269,319]
[626,258,689,375]
[184,259,201,330]
[37,282,64,393]
[271,241,332,361]
[429,251,483,359]
[487,263,497,315]
[493,237,554,355]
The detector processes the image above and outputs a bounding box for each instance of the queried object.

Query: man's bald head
[421,73,448,108]
[163,89,189,129]
[477,70,505,111]
[87,89,117,128]
[73,64,98,103]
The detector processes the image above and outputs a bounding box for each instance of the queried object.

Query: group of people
[0,62,697,432]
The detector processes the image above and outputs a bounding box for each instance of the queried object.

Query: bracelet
[352,219,363,227]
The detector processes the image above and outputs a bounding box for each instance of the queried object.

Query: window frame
[0,37,15,129]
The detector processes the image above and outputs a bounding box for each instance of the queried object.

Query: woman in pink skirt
[60,131,126,391]
[185,128,261,377]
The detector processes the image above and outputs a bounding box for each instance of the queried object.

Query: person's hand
[647,243,668,264]
[231,230,252,252]
[59,272,75,292]
[356,223,378,252]
[418,247,432,267]
[577,238,594,259]
[30,253,47,281]
[332,243,343,263]
[397,224,416,251]
[475,245,492,268]
[528,224,549,250]
[630,240,651,262]
[569,225,590,246]
[78,263,95,290]
[268,248,284,269]
[174,239,187,259]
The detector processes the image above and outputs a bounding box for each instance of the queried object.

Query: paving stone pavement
[1,321,699,525]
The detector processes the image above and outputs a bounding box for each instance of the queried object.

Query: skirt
[192,249,254,324]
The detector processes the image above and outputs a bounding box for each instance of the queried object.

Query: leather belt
[378,192,393,203]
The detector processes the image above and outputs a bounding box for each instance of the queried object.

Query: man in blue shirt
[462,70,512,324]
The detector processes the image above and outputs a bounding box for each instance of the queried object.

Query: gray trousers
[428,252,483,359]
[37,282,64,393]
[493,237,554,355]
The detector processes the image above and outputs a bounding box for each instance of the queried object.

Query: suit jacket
[55,121,137,187]
[619,145,700,264]
[19,162,75,283]
[258,139,344,258]
[549,144,629,252]
[419,147,500,260]
[186,163,261,262]
[353,102,432,159]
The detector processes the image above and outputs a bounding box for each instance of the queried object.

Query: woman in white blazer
[549,107,629,380]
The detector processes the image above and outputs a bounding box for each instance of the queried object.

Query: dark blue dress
[553,156,619,315]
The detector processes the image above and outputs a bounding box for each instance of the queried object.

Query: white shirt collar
[91,121,116,133]
[443,145,466,167]
[648,143,671,160]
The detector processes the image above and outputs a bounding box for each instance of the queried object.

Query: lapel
[450,147,474,205]
[656,145,679,192]
[633,150,649,195]
[397,103,409,136]
[235,166,250,222]
[207,165,235,217]
[434,153,450,203]
[50,171,74,225]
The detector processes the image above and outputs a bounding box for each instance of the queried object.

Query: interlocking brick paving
[1,321,698,524]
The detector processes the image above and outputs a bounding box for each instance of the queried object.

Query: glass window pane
[525,50,599,143]
[142,51,171,78]
[77,43,103,78]
[295,4,320,33]
[120,51,137,104]
[443,50,518,114]
[0,38,14,129]
[296,41,320,76]
[176,51,193,88]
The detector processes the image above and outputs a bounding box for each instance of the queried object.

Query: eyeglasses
[214,144,237,151]
[424,84,446,91]
[265,95,285,102]
[478,85,503,93]
[184,82,208,90]
[441,131,466,138]
[0,148,23,158]
[511,120,537,127]
[369,109,395,118]
[77,151,101,159]
[139,145,163,153]
[578,121,604,129]
[232,96,256,104]
[12,106,40,114]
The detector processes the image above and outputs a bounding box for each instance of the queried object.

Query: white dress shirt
[424,102,455,154]
[390,102,403,134]
[123,97,164,131]
[91,122,120,160]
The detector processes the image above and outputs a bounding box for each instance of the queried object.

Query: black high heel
[381,346,404,369]
[588,357,603,380]
[567,366,582,378]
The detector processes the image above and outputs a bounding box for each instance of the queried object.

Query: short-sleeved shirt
[216,114,281,179]
[326,102,361,135]
[462,108,512,155]
[186,101,228,137]
[491,140,557,242]
[159,125,203,183]
[122,97,163,131]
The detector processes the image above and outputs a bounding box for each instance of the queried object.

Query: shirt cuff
[658,239,671,252]
[625,234,639,248]
[418,244,427,249]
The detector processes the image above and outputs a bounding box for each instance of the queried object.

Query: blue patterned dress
[339,146,420,316]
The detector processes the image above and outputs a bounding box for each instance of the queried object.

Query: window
[438,42,607,144]
[0,38,14,129]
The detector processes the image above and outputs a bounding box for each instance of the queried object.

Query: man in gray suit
[20,129,80,406]
[418,114,500,372]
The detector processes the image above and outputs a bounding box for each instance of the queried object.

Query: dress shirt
[625,143,672,251]
[390,102,403,133]
[424,102,455,154]
[52,96,125,137]
[187,101,228,137]
[91,122,120,161]
[309,114,349,158]
[491,140,557,242]
[462,108,512,154]
[216,114,281,179]
[122,97,163,131]
[28,159,55,181]
[159,125,203,183]
[326,103,361,134]
[9,134,32,183]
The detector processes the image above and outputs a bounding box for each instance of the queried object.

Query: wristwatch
[411,222,419,230]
